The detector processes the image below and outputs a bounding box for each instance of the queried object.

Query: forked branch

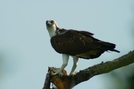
[42,50,134,89]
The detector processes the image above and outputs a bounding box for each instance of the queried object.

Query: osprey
[46,20,120,75]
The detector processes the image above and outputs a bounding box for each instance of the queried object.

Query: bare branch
[74,50,134,85]
[42,50,134,89]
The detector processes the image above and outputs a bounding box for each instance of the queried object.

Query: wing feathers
[51,30,119,59]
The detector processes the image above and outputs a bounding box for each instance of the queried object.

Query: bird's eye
[51,20,54,24]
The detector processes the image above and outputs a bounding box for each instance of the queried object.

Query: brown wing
[50,30,119,59]
[51,30,99,53]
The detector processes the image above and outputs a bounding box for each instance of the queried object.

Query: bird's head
[46,20,58,37]
[46,20,58,31]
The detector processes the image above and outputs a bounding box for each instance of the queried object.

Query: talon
[49,67,67,76]
[52,69,64,76]
[69,71,78,76]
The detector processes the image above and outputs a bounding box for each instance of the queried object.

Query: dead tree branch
[42,50,134,89]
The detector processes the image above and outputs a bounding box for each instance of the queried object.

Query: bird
[46,20,120,75]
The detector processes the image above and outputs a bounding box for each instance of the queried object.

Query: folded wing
[51,30,119,59]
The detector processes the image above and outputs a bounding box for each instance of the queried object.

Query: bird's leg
[69,56,78,75]
[53,54,69,75]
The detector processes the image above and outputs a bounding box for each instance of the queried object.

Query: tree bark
[42,50,134,89]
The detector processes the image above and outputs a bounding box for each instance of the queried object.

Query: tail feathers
[110,49,120,53]
[101,41,120,53]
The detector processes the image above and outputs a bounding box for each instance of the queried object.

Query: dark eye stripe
[50,20,54,23]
